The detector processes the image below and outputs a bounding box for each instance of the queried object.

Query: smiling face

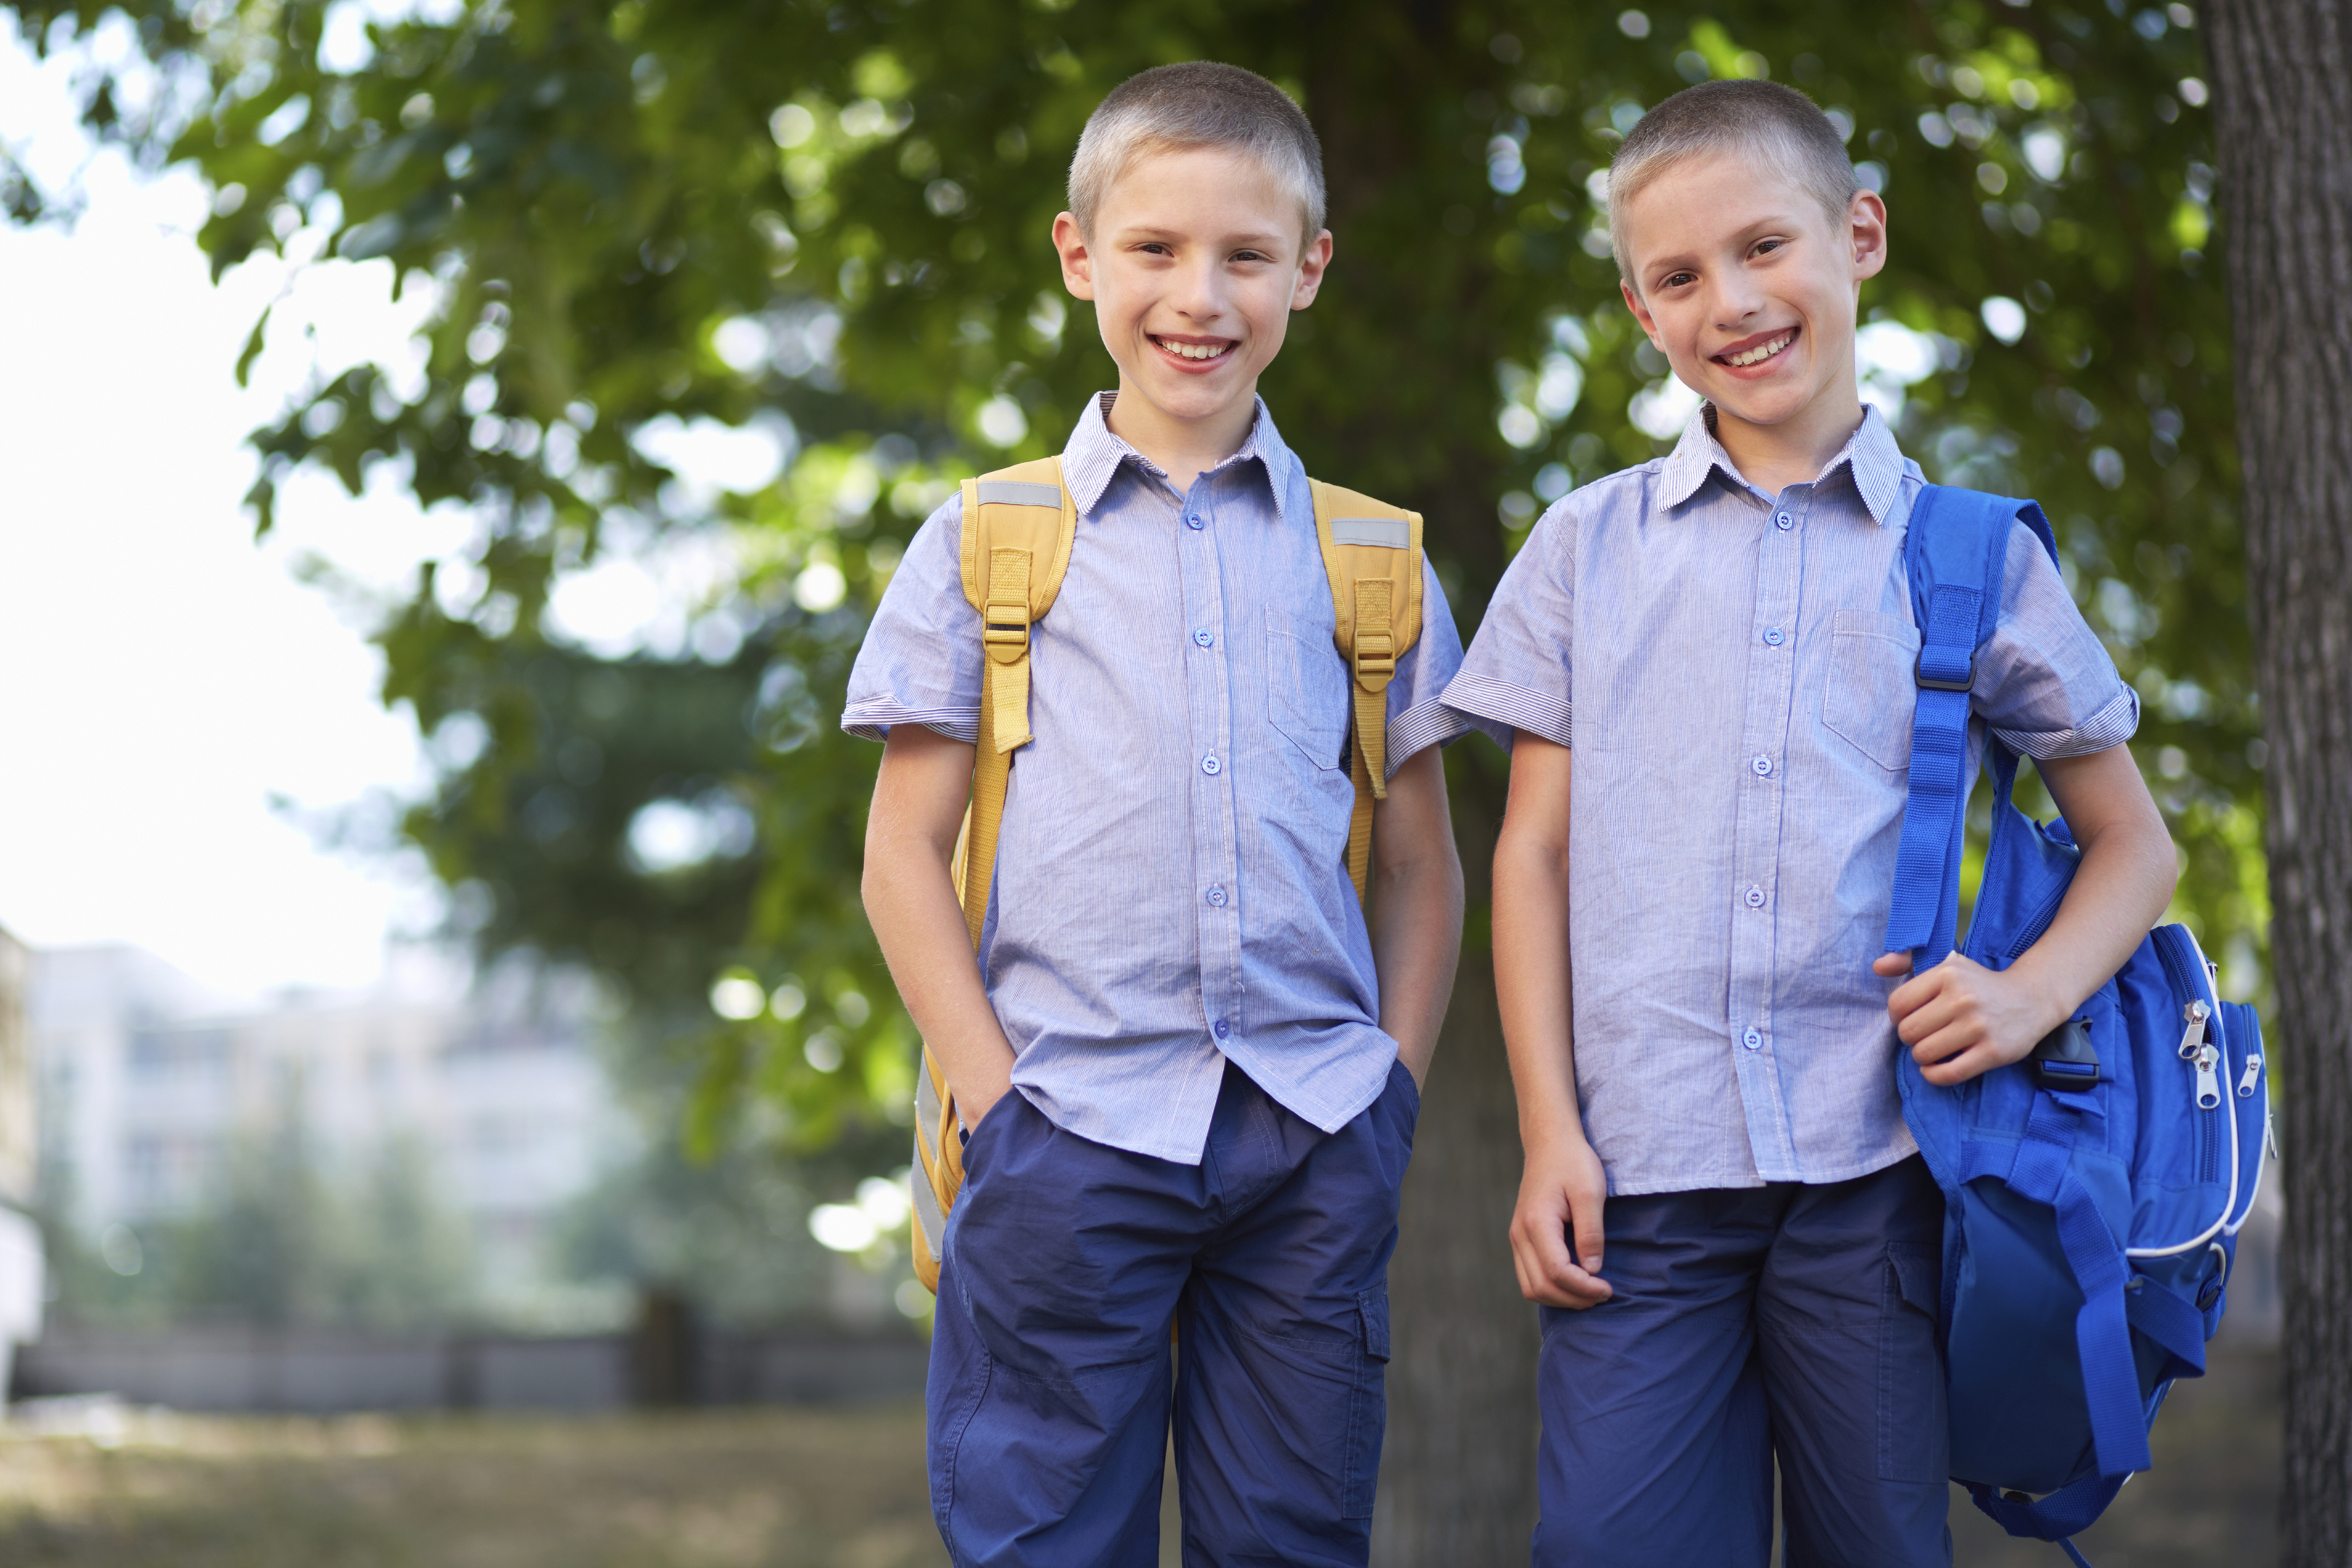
[1615,147,1887,479]
[1053,144,1331,468]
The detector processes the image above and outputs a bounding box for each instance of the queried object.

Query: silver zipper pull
[2238,1053,2263,1099]
[2177,1000,2209,1061]
[2194,1044,2221,1110]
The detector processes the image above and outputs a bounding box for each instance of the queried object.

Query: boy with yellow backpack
[846,62,1473,1567]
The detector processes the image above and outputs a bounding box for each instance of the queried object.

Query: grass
[0,1404,946,1568]
[0,1346,2277,1567]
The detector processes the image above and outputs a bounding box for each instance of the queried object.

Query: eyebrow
[1112,223,1290,249]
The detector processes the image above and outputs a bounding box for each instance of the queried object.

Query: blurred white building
[0,925,41,1392]
[27,943,627,1305]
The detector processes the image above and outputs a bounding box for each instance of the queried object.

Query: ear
[1053,211,1095,301]
[1849,189,1889,284]
[1291,229,1334,310]
[1620,277,1665,348]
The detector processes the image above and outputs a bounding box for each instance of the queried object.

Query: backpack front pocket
[1823,609,1923,772]
[1267,607,1349,770]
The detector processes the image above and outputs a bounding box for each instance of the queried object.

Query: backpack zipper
[1997,879,2072,965]
[2177,1000,2220,1183]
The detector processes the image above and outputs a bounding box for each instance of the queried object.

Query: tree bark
[2202,5,2352,1562]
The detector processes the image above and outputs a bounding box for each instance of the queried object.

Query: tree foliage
[7,0,2258,1156]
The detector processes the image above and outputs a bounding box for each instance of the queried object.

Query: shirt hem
[1386,698,1474,777]
[1439,673,1568,751]
[1992,685,2140,760]
[1603,1136,1920,1197]
[840,700,981,744]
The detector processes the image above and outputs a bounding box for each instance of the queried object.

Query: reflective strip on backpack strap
[976,480,1064,509]
[1329,516,1411,548]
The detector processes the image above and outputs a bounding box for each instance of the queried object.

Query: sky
[0,23,456,995]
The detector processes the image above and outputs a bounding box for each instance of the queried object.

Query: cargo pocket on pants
[1342,1286,1392,1519]
[1878,1241,1948,1484]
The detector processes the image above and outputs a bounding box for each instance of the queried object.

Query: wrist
[1519,1099,1590,1155]
[2001,952,2078,1038]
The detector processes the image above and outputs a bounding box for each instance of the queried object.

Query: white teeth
[1156,338,1230,362]
[1724,332,1793,367]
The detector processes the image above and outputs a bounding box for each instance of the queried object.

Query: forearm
[2009,796,2180,1027]
[1493,829,1584,1153]
[862,730,1018,1122]
[1370,748,1463,1082]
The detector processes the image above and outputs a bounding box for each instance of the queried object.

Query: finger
[1886,963,1951,1024]
[1909,1012,1988,1067]
[1539,1258,1614,1309]
[1512,1204,1580,1295]
[1918,1041,2008,1086]
[1568,1191,1607,1278]
[1897,982,1981,1047]
[1894,990,1948,1045]
[1872,950,1914,979]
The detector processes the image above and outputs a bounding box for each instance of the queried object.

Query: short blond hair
[1608,79,1858,283]
[1068,62,1325,251]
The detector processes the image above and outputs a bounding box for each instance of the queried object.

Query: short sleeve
[1974,520,2139,759]
[1384,557,1475,775]
[840,491,982,743]
[1439,499,1578,751]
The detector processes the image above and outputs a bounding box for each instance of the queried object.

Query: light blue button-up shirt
[844,393,1469,1164]
[1443,407,2136,1195]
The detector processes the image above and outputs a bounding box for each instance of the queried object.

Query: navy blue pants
[1532,1155,1950,1567]
[928,1058,1418,1567]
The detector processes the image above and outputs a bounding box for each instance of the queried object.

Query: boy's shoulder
[1522,457,1673,550]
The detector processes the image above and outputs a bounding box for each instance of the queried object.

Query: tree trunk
[2202,6,2352,1562]
[1375,802,1539,1564]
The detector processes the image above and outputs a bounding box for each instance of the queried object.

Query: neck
[1104,379,1260,496]
[1711,387,1867,497]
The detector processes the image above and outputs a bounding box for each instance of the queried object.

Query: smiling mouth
[1715,329,1797,368]
[1151,335,1235,364]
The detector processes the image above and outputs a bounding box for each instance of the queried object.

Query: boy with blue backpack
[849,63,1473,1567]
[1444,81,2196,1564]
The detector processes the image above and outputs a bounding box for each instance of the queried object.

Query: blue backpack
[1890,486,2271,1566]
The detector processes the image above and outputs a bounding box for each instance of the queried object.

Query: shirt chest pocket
[1267,607,1349,770]
[1822,610,1923,772]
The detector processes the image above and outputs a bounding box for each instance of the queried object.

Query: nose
[1169,250,1228,325]
[1707,270,1765,332]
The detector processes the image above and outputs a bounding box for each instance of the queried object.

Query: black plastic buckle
[2032,1017,2100,1090]
[1914,646,1976,693]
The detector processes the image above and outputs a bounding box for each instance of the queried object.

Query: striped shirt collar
[1061,389,1299,527]
[1658,402,1908,526]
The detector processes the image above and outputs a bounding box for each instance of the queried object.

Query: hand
[1509,1131,1613,1310]
[1873,950,2063,1086]
[952,1067,1015,1134]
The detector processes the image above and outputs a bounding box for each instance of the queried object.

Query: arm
[1369,745,1464,1087]
[1494,732,1612,1309]
[861,724,1018,1127]
[1871,742,2179,1085]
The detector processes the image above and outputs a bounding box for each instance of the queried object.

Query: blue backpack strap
[1882,486,2057,965]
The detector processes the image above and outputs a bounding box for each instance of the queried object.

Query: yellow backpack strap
[1308,478,1425,903]
[910,454,1076,1294]
[953,456,1077,944]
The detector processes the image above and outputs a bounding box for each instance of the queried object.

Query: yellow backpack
[910,457,1425,1291]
